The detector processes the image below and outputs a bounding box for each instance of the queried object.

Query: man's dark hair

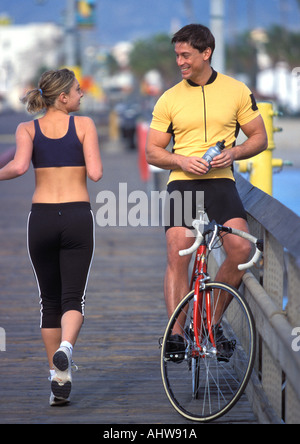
[172,24,215,62]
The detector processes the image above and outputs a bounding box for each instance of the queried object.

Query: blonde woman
[0,69,103,405]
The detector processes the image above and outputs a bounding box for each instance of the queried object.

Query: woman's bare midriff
[32,166,90,203]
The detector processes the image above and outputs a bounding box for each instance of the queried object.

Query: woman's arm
[81,117,103,182]
[0,122,33,180]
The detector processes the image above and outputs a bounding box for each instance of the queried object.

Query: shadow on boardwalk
[0,144,258,424]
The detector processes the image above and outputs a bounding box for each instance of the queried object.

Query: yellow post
[109,110,120,141]
[60,65,82,83]
[237,101,282,195]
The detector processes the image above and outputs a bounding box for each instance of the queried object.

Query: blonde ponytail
[21,68,75,114]
[21,88,45,114]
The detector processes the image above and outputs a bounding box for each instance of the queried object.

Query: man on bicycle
[146,24,267,353]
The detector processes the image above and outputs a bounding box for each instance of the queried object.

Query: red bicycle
[160,217,263,422]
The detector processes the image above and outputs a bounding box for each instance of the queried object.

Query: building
[0,23,64,110]
[257,62,300,115]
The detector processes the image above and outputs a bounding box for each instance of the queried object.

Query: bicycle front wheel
[161,282,256,422]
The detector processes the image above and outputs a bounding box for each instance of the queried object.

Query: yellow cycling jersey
[150,70,260,182]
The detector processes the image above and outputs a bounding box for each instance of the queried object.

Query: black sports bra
[32,116,85,169]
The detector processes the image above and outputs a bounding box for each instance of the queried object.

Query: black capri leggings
[27,202,95,329]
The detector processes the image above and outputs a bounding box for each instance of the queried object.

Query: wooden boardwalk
[0,142,258,425]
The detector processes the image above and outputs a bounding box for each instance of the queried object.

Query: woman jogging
[0,68,103,405]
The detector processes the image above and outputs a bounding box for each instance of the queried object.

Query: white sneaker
[51,346,72,400]
[49,391,70,406]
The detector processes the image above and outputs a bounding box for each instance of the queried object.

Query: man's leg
[164,226,195,335]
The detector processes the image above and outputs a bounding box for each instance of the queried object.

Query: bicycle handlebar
[230,227,263,270]
[179,220,263,271]
[178,220,205,257]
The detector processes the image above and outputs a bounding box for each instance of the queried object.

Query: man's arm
[146,127,209,175]
[210,115,268,169]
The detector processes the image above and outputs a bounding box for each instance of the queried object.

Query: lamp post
[65,0,77,66]
[210,0,225,73]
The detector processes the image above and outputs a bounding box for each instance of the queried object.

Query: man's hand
[210,149,235,169]
[178,155,209,175]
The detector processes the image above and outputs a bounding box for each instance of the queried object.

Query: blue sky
[1,0,300,46]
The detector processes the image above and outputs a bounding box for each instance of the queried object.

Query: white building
[257,62,300,114]
[251,28,300,115]
[0,23,64,110]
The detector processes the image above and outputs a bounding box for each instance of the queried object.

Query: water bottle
[202,140,226,170]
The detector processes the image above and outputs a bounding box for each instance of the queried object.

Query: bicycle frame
[190,243,216,353]
[177,219,263,361]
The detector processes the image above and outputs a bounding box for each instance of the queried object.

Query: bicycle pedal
[165,353,185,363]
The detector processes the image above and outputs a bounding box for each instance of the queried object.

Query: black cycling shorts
[164,179,247,231]
[27,202,95,329]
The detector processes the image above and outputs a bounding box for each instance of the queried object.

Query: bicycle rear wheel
[161,281,256,422]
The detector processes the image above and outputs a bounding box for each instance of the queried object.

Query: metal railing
[208,173,300,424]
